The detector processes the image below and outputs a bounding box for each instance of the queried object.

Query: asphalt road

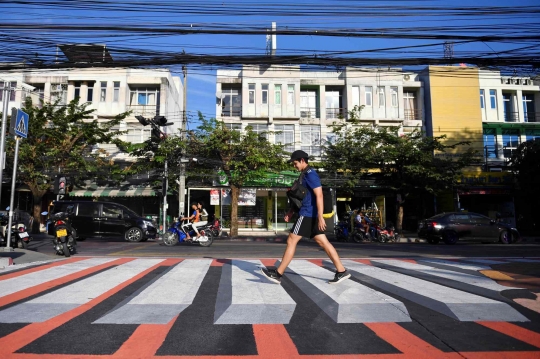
[21,233,540,260]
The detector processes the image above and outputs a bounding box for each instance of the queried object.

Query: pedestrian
[261,150,351,284]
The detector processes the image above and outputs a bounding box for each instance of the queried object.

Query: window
[378,87,385,107]
[221,85,241,117]
[87,85,94,102]
[129,87,160,116]
[325,90,341,118]
[523,94,535,122]
[480,89,485,109]
[0,82,17,102]
[127,128,145,143]
[287,85,295,105]
[352,86,360,108]
[469,214,491,225]
[301,125,321,156]
[483,128,498,159]
[403,91,416,120]
[248,124,268,139]
[262,84,268,104]
[274,124,295,153]
[391,87,398,107]
[100,81,107,102]
[450,214,470,222]
[365,86,372,106]
[113,82,120,102]
[102,204,123,218]
[51,83,67,105]
[74,82,81,100]
[77,203,97,217]
[248,83,255,104]
[224,123,242,132]
[301,90,318,118]
[502,129,520,158]
[503,93,515,122]
[489,89,497,109]
[275,85,281,105]
[526,129,540,142]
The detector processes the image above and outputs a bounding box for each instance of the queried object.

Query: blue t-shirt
[299,167,322,218]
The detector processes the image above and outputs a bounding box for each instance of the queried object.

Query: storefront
[457,172,515,226]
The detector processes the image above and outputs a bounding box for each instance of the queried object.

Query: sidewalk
[223,230,428,243]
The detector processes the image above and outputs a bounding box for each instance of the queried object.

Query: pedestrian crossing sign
[10,108,29,138]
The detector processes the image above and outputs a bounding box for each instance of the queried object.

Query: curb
[0,257,13,269]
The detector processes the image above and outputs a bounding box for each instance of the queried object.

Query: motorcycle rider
[180,202,200,240]
[192,201,209,239]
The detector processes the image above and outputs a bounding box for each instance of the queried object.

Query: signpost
[2,109,29,251]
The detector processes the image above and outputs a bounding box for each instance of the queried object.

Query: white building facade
[479,70,540,167]
[215,65,424,158]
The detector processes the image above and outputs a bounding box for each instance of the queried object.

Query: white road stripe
[214,260,296,324]
[0,258,118,298]
[342,260,528,322]
[462,259,507,265]
[0,259,164,323]
[286,260,411,323]
[419,258,490,271]
[95,259,212,324]
[371,260,517,291]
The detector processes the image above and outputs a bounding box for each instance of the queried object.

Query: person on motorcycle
[361,212,377,239]
[192,201,209,239]
[180,202,200,240]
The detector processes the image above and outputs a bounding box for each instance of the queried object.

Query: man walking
[261,150,351,284]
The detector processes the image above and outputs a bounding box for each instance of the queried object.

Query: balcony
[326,108,347,120]
[404,109,422,121]
[128,105,159,118]
[525,112,540,123]
[504,111,519,122]
[300,107,319,119]
[221,106,242,117]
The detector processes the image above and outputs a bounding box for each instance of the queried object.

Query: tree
[324,109,479,232]
[188,113,288,236]
[5,98,128,233]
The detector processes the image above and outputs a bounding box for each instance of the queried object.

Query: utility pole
[178,65,188,217]
[0,88,11,208]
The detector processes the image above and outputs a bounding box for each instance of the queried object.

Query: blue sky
[1,0,539,128]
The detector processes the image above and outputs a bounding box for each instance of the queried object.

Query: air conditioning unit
[404,74,411,81]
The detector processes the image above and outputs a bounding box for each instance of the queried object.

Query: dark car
[48,201,157,242]
[418,212,519,245]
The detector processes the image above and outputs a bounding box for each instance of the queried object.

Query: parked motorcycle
[162,220,214,247]
[334,212,353,242]
[209,216,223,238]
[371,223,400,243]
[45,211,77,257]
[0,212,32,249]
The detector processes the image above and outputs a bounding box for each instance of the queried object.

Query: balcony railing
[221,106,242,117]
[128,105,159,117]
[326,107,347,120]
[300,107,319,119]
[525,112,540,123]
[504,111,519,122]
[404,109,422,121]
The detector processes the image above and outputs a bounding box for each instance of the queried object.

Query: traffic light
[151,126,163,141]
[54,176,67,195]
[153,116,167,126]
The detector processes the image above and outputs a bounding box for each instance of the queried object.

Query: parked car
[418,212,520,245]
[48,201,157,242]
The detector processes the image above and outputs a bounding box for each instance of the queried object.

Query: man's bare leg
[276,233,302,275]
[312,234,346,272]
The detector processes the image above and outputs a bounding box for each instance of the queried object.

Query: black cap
[288,150,309,163]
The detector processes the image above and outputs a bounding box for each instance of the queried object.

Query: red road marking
[308,259,324,267]
[365,323,456,358]
[0,258,173,357]
[397,259,418,264]
[253,324,299,358]
[113,315,179,359]
[0,257,87,281]
[0,258,134,308]
[477,321,540,349]
[355,259,373,265]
[259,259,278,267]
[211,259,228,266]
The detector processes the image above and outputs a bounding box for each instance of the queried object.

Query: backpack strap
[298,166,311,185]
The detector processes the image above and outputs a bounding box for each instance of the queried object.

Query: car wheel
[125,227,143,242]
[499,230,511,244]
[442,231,459,245]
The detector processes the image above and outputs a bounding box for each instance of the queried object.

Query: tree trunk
[230,184,239,237]
[397,203,404,234]
[29,184,48,234]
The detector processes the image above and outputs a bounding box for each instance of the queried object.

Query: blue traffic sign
[14,109,29,138]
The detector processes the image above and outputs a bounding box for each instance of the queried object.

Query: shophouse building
[203,65,424,232]
[0,47,183,218]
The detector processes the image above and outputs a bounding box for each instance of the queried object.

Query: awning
[69,186,156,197]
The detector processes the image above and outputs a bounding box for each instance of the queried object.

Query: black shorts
[290,215,325,239]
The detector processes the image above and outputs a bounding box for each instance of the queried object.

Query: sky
[1,0,539,128]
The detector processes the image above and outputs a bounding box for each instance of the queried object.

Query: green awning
[69,186,157,197]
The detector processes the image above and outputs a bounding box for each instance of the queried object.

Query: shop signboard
[213,170,297,188]
[220,188,256,206]
[210,189,220,205]
[458,172,513,187]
